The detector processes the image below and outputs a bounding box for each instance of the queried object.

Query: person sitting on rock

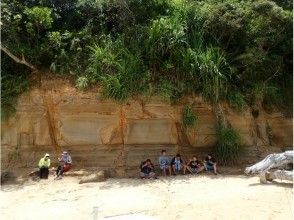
[171,154,184,175]
[204,153,217,175]
[38,153,50,179]
[140,159,156,179]
[55,151,72,180]
[184,155,204,175]
[158,150,171,176]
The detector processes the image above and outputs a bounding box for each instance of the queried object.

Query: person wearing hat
[55,151,72,180]
[38,153,51,179]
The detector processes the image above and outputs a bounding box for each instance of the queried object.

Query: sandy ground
[0,175,293,220]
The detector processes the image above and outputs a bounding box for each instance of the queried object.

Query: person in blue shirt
[55,151,72,180]
[171,154,184,175]
[204,153,217,175]
[158,150,171,176]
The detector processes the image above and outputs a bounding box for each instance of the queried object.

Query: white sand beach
[1,175,293,220]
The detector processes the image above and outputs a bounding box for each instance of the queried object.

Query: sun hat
[45,153,50,157]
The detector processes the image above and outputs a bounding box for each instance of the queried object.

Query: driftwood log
[245,151,293,183]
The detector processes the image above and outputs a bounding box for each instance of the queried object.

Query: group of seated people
[38,151,72,180]
[140,150,217,179]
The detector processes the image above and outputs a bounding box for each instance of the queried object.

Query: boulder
[79,170,106,184]
[1,171,16,184]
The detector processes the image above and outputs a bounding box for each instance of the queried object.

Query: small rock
[1,171,16,184]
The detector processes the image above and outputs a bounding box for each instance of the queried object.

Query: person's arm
[140,162,148,169]
[159,157,163,166]
[150,163,154,169]
[187,161,192,167]
[67,155,72,164]
[208,158,216,165]
[38,158,43,168]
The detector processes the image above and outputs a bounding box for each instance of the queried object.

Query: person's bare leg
[197,166,204,174]
[188,167,193,174]
[150,172,156,179]
[184,165,192,174]
[163,168,166,176]
[172,165,176,175]
[168,166,172,176]
[140,172,146,179]
[204,163,208,171]
[213,164,217,174]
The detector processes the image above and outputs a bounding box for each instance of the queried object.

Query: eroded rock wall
[1,78,292,176]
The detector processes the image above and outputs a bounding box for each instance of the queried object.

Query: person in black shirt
[184,155,204,174]
[204,153,217,175]
[140,159,156,179]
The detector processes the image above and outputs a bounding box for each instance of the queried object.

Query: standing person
[158,150,171,176]
[55,151,72,180]
[204,153,217,175]
[38,153,50,179]
[171,154,184,175]
[184,155,204,175]
[140,159,156,179]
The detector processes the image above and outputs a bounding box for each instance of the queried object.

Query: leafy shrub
[214,125,242,165]
[197,47,231,103]
[1,74,30,120]
[1,0,292,114]
[182,105,198,128]
[76,76,89,90]
[228,92,247,112]
[24,6,53,36]
[100,75,128,102]
[146,15,187,65]
[251,82,282,108]
[87,37,148,101]
[156,79,174,100]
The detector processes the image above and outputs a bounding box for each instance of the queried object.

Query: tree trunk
[1,44,37,71]
[245,151,293,174]
[259,170,293,183]
[213,103,228,128]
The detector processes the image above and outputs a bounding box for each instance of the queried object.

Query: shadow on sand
[249,181,293,188]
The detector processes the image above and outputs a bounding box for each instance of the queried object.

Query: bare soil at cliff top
[1,175,293,220]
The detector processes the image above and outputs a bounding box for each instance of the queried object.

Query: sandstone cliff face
[1,78,292,176]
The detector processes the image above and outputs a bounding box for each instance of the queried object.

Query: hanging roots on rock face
[245,151,293,183]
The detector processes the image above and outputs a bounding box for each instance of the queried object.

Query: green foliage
[24,6,53,36]
[182,105,198,128]
[1,0,293,117]
[214,125,242,165]
[86,37,148,101]
[1,74,29,120]
[146,15,187,66]
[1,57,30,120]
[75,76,89,90]
[228,92,247,112]
[251,82,283,109]
[197,47,231,102]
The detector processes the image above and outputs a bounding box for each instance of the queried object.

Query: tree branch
[1,44,37,71]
